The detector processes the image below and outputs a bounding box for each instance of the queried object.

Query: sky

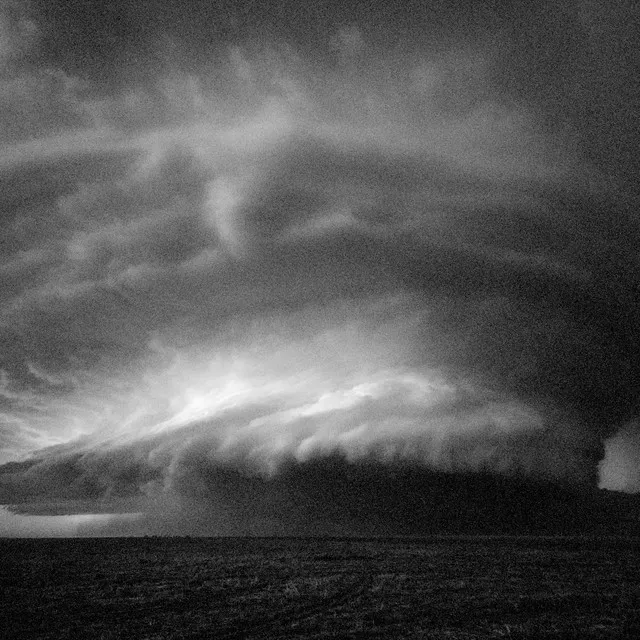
[0,0,639,536]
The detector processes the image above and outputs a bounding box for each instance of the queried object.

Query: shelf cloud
[0,0,638,535]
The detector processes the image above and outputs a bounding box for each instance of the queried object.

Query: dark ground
[1,536,639,639]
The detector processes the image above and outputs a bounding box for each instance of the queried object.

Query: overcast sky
[0,0,639,536]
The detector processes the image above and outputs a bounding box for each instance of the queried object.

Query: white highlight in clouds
[600,423,640,493]
[2,292,578,495]
[206,175,248,256]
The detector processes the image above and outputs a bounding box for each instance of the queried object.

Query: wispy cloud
[1,3,638,534]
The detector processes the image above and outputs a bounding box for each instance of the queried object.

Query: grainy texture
[1,537,639,639]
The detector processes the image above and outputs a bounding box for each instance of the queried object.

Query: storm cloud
[0,0,638,535]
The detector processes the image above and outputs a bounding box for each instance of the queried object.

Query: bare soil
[1,536,639,638]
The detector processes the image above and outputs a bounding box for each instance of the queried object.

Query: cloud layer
[1,1,639,534]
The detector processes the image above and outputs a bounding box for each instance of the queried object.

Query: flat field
[1,536,639,639]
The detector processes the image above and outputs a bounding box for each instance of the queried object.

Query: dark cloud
[6,449,637,537]
[0,1,639,535]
